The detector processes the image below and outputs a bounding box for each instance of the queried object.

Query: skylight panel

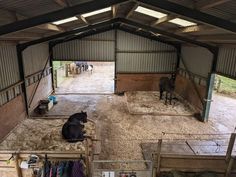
[169,18,197,27]
[52,17,78,25]
[82,7,111,18]
[135,6,167,19]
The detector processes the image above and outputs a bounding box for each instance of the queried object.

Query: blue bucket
[48,95,57,104]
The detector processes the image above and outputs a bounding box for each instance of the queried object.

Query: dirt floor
[2,91,236,159]
[1,72,236,176]
[0,119,96,151]
[55,62,115,94]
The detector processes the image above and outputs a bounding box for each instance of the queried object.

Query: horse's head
[80,111,88,123]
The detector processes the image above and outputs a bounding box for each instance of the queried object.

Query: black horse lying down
[62,111,87,143]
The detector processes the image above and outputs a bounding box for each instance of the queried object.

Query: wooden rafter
[125,2,139,18]
[54,0,68,7]
[112,5,118,18]
[1,32,43,41]
[54,0,90,25]
[37,23,65,32]
[175,25,215,34]
[1,8,65,32]
[151,14,176,26]
[196,0,232,10]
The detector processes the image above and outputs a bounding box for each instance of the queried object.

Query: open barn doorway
[52,61,115,94]
[209,74,236,132]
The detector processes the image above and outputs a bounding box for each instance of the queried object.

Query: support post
[114,29,118,93]
[16,45,29,116]
[201,48,219,122]
[226,133,236,163]
[14,154,22,177]
[156,139,162,176]
[49,43,55,92]
[152,139,162,177]
[175,45,181,76]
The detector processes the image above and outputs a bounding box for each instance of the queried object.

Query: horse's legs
[165,92,168,105]
[169,92,172,105]
[160,88,163,100]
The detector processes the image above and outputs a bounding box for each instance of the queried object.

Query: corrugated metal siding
[217,47,236,78]
[116,30,177,73]
[23,43,49,76]
[53,39,115,61]
[53,29,177,72]
[117,53,177,73]
[180,46,213,78]
[117,30,176,51]
[84,30,115,40]
[0,43,20,90]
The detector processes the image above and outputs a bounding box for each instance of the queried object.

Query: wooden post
[226,133,236,163]
[14,154,22,177]
[156,139,162,176]
[85,139,90,177]
[225,158,234,177]
[54,69,57,88]
[65,64,68,77]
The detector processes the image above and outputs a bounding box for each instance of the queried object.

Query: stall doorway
[209,74,236,132]
[53,61,115,94]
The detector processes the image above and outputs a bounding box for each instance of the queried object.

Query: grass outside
[215,75,236,96]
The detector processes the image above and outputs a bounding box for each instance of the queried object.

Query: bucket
[48,95,57,104]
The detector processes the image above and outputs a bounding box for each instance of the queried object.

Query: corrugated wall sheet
[22,43,49,76]
[180,46,213,78]
[116,30,177,73]
[217,47,236,79]
[0,42,20,90]
[53,30,177,73]
[53,30,115,61]
[117,53,176,73]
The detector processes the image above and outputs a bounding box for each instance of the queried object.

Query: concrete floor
[55,62,115,94]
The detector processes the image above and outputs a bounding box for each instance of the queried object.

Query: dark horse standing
[159,74,175,105]
[62,111,88,142]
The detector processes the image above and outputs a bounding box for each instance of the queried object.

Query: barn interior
[0,0,236,177]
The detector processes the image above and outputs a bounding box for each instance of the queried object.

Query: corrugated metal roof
[0,0,62,17]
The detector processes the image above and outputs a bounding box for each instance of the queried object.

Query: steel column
[114,29,118,93]
[16,45,29,116]
[201,48,219,122]
[175,45,181,73]
[49,43,55,92]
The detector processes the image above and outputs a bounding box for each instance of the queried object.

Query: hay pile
[126,91,194,115]
[0,119,96,151]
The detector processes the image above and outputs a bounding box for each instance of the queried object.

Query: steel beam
[19,18,120,50]
[0,0,128,36]
[21,18,215,53]
[117,25,180,48]
[51,26,116,46]
[119,18,217,53]
[138,0,236,33]
[52,24,179,50]
[16,45,29,116]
